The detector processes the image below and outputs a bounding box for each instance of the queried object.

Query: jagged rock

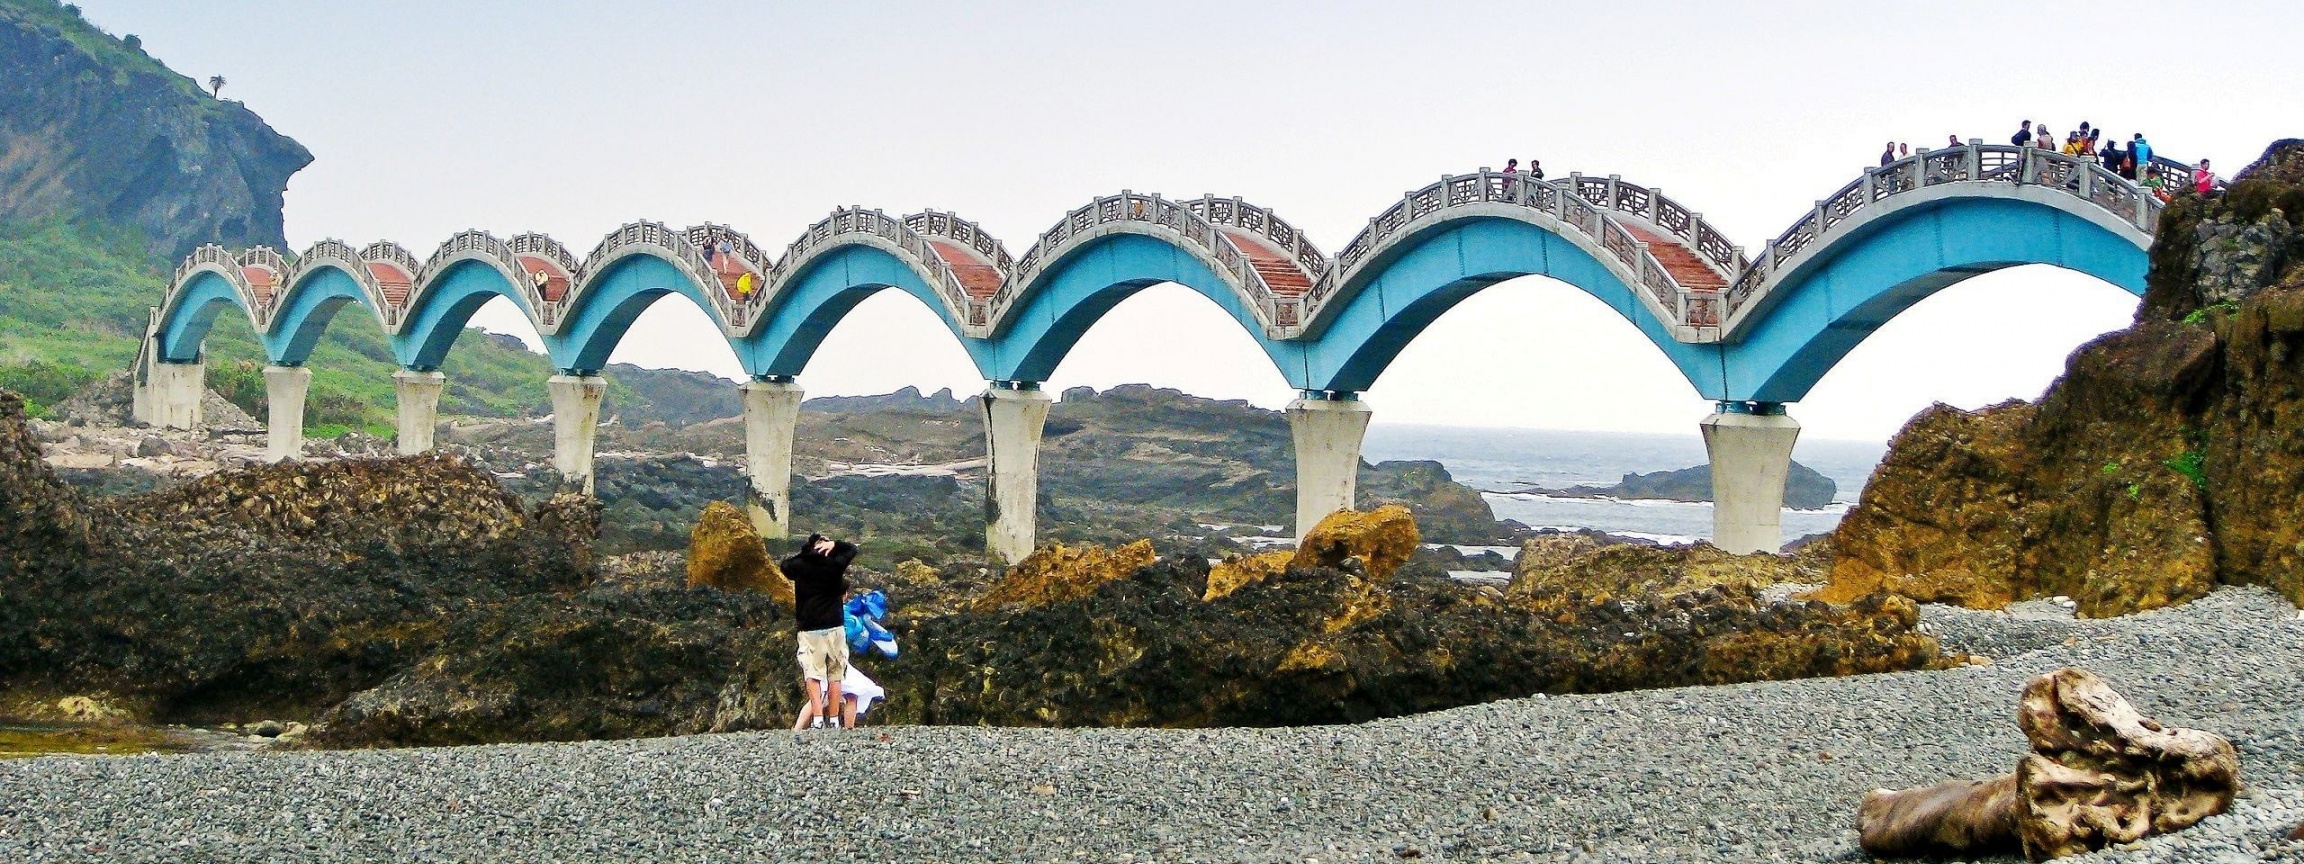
[1291,504,1419,580]
[891,554,1938,728]
[135,435,171,458]
[1204,550,1292,601]
[684,501,792,608]
[1857,668,2238,861]
[1202,506,1421,601]
[1355,460,1502,543]
[973,540,1157,611]
[1511,533,1828,606]
[1825,140,2304,616]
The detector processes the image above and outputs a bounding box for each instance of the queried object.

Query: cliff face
[1818,140,2304,617]
[0,0,310,255]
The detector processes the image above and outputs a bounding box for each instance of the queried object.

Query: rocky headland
[1525,458,1841,510]
[1817,140,2304,618]
[0,0,310,255]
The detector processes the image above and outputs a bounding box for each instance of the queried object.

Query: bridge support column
[393,370,446,456]
[740,378,804,540]
[133,360,205,430]
[981,384,1051,565]
[1701,402,1801,555]
[547,373,607,495]
[1287,393,1373,539]
[262,365,310,463]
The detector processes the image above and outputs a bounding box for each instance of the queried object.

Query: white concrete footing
[393,370,447,455]
[980,386,1052,565]
[740,379,805,539]
[1286,396,1373,538]
[1701,407,1802,555]
[133,360,206,430]
[262,365,311,463]
[547,374,607,494]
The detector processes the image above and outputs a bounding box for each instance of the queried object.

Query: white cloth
[832,666,885,716]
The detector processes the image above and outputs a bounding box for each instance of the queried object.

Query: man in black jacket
[785,533,858,730]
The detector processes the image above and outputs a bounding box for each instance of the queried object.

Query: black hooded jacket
[783,535,857,631]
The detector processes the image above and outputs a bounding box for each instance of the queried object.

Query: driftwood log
[1858,668,2240,861]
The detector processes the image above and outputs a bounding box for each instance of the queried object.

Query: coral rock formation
[1514,533,1831,606]
[1290,504,1419,580]
[684,500,793,608]
[1857,668,2238,861]
[1825,140,2304,616]
[973,539,1158,611]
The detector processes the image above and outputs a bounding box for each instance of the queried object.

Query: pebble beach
[1,587,2298,863]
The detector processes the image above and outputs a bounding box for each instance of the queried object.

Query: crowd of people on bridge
[1874,121,2216,203]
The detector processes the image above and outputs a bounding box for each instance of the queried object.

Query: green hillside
[0,217,579,430]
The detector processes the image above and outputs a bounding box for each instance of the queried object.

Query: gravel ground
[1,587,2298,863]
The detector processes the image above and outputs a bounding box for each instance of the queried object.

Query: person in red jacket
[785,533,858,730]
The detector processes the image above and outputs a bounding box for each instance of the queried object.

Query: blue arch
[546,253,734,374]
[1717,197,2147,403]
[265,264,381,366]
[735,244,971,379]
[391,260,536,370]
[1294,217,1721,394]
[154,270,254,363]
[974,233,1306,384]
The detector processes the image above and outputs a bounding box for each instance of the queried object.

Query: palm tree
[207,75,225,99]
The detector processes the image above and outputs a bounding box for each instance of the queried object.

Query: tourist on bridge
[2012,120,2033,147]
[787,532,859,730]
[2194,160,2218,195]
[1947,134,1962,149]
[1526,159,1544,180]
[2134,133,2154,171]
[1503,158,1518,175]
[1880,142,1898,167]
[2142,165,2172,202]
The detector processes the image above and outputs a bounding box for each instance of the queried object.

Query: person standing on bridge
[2194,160,2218,195]
[2012,120,2034,147]
[1503,158,1518,175]
[787,532,859,730]
[1880,142,1898,167]
[1528,159,1545,180]
[2133,134,2154,174]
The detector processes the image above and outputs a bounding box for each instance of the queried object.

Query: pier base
[393,369,446,455]
[262,365,311,463]
[547,374,607,495]
[981,386,1052,565]
[740,379,804,539]
[1287,395,1373,538]
[1702,404,1801,555]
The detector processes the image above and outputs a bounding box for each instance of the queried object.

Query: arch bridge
[133,142,2195,561]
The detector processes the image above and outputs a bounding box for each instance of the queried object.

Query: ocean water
[1363,424,1887,545]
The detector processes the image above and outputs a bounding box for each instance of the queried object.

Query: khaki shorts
[796,626,849,683]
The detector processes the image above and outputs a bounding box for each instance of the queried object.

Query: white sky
[76,0,2304,441]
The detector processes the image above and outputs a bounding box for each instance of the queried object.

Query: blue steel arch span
[144,143,2184,408]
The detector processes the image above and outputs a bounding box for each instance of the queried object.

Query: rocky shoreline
[0,587,2293,863]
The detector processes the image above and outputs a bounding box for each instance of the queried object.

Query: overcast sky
[75,0,2304,441]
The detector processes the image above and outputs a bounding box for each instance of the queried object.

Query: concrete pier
[740,378,805,539]
[392,370,447,455]
[1701,404,1802,555]
[134,360,205,430]
[547,374,607,494]
[1286,395,1373,538]
[980,385,1052,565]
[262,365,311,463]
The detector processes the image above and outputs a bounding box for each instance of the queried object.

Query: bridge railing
[1722,143,2187,323]
[904,210,1015,276]
[1000,192,1279,331]
[1317,170,1722,333]
[771,207,985,328]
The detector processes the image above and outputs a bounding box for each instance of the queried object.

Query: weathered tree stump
[1857,668,2239,861]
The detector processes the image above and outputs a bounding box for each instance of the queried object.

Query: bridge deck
[929,240,1003,299]
[1222,229,1312,295]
